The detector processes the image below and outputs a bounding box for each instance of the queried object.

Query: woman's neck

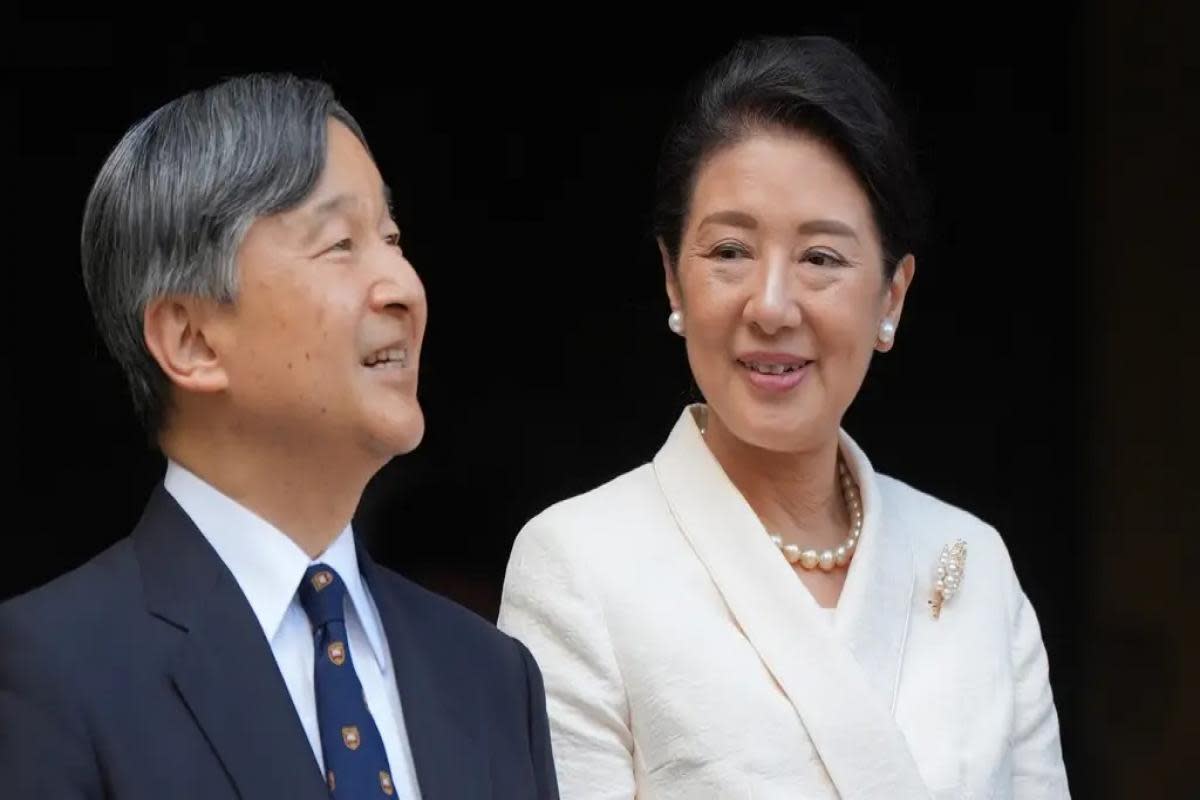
[700,407,852,552]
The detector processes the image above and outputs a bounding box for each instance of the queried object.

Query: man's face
[205,119,427,460]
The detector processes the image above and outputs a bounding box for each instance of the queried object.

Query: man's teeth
[743,361,803,375]
[364,347,407,367]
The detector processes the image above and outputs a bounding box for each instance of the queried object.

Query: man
[0,74,558,799]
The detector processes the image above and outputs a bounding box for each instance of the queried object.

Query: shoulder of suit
[366,561,526,653]
[874,471,1016,574]
[0,538,140,634]
[508,462,663,560]
[523,462,660,534]
[0,538,141,688]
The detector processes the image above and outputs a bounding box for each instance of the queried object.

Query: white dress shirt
[165,461,422,798]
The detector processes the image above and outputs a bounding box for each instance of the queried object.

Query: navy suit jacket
[0,486,559,799]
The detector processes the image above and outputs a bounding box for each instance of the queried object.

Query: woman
[498,36,1069,799]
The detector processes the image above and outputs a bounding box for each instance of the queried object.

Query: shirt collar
[163,460,390,671]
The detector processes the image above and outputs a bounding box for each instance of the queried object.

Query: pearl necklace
[769,458,863,571]
[696,408,863,571]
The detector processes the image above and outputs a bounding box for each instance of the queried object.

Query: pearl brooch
[930,539,968,618]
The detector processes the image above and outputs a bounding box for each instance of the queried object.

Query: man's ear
[143,296,230,394]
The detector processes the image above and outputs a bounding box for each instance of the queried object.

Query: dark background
[10,7,1197,797]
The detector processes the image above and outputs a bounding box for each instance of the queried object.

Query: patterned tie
[298,563,397,798]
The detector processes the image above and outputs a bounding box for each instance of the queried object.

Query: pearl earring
[879,319,896,344]
[668,310,685,335]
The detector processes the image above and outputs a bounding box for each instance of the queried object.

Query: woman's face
[664,128,914,454]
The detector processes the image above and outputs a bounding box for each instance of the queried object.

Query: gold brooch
[930,539,967,619]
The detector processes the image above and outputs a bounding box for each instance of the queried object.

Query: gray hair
[80,73,369,434]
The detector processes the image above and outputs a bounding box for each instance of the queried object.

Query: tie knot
[298,563,347,629]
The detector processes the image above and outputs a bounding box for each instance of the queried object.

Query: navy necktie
[298,563,397,797]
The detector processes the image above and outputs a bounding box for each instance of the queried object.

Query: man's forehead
[306,170,392,213]
[285,182,393,221]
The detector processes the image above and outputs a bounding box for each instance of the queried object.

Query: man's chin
[367,411,426,458]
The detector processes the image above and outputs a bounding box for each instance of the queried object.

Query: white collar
[163,460,389,672]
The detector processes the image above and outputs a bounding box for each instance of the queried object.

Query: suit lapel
[651,406,929,799]
[359,550,489,799]
[832,430,917,714]
[134,487,329,800]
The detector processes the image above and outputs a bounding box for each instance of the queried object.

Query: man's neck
[161,424,380,558]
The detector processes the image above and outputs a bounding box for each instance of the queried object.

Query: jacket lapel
[651,406,929,799]
[832,430,917,714]
[358,550,489,799]
[134,486,330,800]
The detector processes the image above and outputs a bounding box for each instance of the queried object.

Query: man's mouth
[362,346,408,369]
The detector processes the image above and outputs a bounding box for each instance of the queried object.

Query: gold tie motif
[341,725,361,750]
